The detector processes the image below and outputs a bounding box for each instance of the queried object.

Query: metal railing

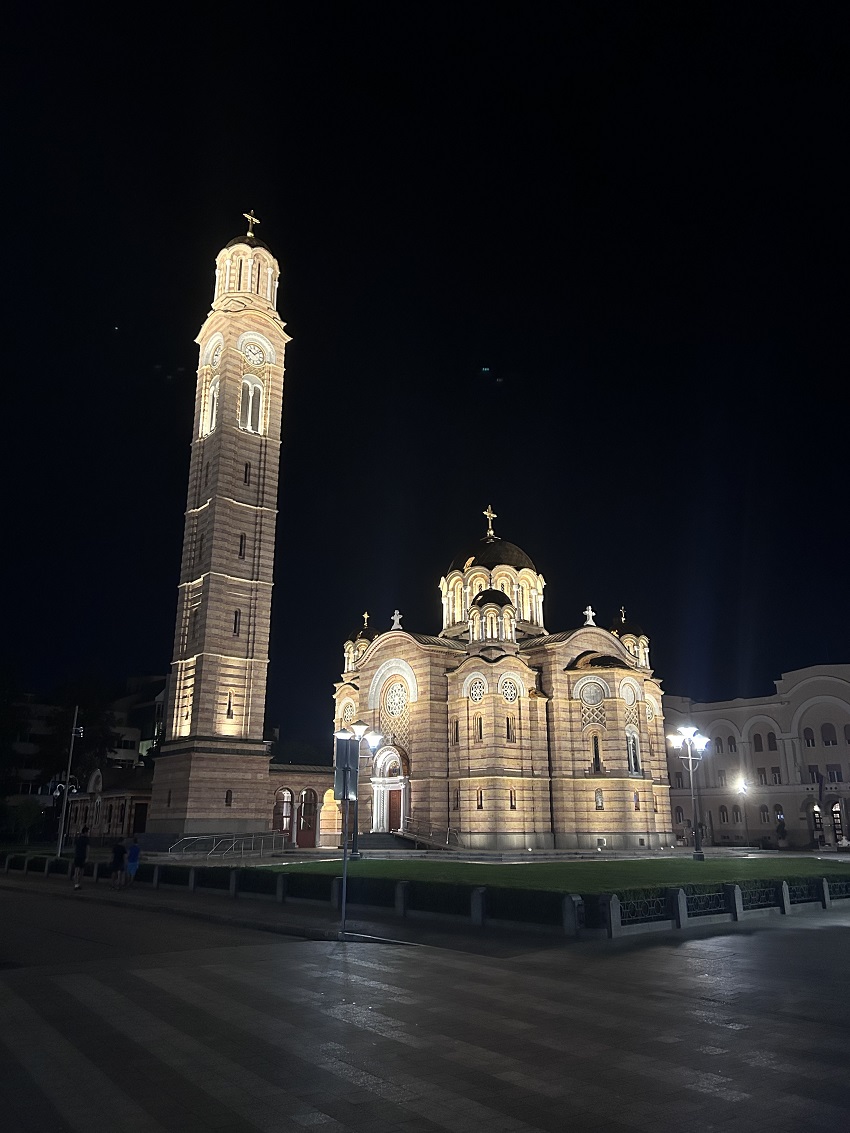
[400,819,464,848]
[168,833,289,858]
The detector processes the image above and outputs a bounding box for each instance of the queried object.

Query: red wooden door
[388,790,401,832]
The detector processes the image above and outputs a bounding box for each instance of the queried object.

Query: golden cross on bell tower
[362,611,369,627]
[243,209,261,238]
[483,504,497,538]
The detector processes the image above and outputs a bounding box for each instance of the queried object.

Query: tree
[12,799,45,845]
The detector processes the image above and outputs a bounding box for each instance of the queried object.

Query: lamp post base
[349,851,362,861]
[692,850,705,861]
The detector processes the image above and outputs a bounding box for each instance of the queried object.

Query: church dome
[609,609,645,638]
[472,588,513,608]
[449,536,536,574]
[226,234,271,252]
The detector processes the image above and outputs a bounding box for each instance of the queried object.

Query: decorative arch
[239,374,264,433]
[573,674,612,701]
[235,330,277,365]
[497,672,527,698]
[367,658,419,709]
[201,333,224,366]
[87,770,103,794]
[618,676,643,703]
[461,670,490,699]
[741,713,783,742]
[790,695,850,736]
[374,746,405,777]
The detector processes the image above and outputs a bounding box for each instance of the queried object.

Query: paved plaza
[1,886,849,1133]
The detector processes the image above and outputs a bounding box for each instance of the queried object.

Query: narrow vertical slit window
[244,461,251,485]
[509,789,517,810]
[233,609,241,635]
[238,533,246,559]
[476,790,484,810]
[226,692,234,719]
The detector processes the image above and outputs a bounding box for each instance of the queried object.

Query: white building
[665,665,850,850]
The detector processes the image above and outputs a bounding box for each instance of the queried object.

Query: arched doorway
[370,747,409,833]
[273,789,293,840]
[296,788,318,848]
[831,801,845,842]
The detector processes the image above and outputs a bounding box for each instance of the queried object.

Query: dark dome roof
[225,234,272,252]
[448,536,536,573]
[472,588,513,609]
[609,610,645,637]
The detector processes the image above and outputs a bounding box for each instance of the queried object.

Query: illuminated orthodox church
[336,508,674,850]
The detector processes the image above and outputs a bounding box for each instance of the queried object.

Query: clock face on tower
[211,345,222,367]
[244,342,265,367]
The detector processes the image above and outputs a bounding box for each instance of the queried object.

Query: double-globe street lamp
[737,778,751,847]
[667,725,709,861]
[333,719,382,938]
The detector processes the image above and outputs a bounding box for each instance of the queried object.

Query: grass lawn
[271,856,850,893]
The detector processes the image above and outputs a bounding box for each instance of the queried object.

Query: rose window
[580,682,604,706]
[469,678,486,703]
[342,702,355,723]
[502,679,519,703]
[622,684,636,707]
[384,682,408,717]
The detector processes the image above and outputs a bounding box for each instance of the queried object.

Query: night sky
[8,3,848,753]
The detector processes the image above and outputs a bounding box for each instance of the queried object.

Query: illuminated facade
[148,217,291,835]
[665,666,850,850]
[335,514,674,850]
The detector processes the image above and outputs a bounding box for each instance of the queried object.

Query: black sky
[7,2,849,751]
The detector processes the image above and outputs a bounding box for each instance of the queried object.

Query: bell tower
[148,212,291,836]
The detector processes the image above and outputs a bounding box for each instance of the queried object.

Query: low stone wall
[3,852,849,940]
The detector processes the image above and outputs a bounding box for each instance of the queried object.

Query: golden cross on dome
[620,606,626,623]
[362,611,369,627]
[483,504,497,538]
[243,209,261,237]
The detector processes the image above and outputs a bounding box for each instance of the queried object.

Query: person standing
[110,838,127,889]
[72,826,90,890]
[125,837,141,886]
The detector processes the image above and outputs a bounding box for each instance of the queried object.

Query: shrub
[485,886,563,926]
[407,880,472,916]
[285,872,334,900]
[346,876,396,908]
[237,869,278,895]
[194,867,231,890]
[135,862,155,883]
[158,864,191,886]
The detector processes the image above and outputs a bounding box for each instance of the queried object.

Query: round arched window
[342,702,355,723]
[384,682,408,717]
[502,679,519,703]
[621,684,636,706]
[580,682,604,706]
[469,678,486,703]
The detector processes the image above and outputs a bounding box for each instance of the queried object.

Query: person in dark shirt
[73,826,90,890]
[110,838,127,890]
[126,838,141,886]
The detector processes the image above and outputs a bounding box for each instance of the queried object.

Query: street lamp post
[738,779,750,846]
[667,725,709,861]
[333,721,382,938]
[55,705,82,859]
[347,720,383,860]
